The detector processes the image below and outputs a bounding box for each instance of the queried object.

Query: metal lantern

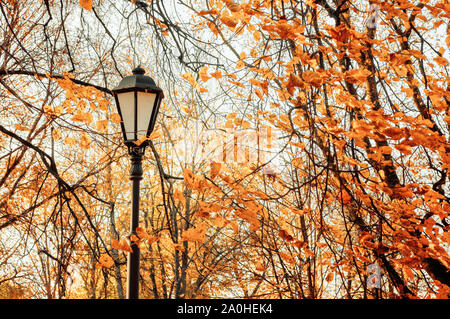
[112,66,164,147]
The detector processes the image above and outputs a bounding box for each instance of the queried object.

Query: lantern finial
[132,66,145,75]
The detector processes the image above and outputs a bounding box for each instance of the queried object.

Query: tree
[0,0,448,299]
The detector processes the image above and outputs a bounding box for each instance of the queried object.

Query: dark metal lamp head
[111,67,164,149]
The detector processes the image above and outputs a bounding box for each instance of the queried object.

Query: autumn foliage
[0,0,449,299]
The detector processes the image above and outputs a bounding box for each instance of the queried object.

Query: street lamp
[112,66,164,299]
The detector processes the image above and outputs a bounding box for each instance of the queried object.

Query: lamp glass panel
[137,92,156,137]
[117,91,135,140]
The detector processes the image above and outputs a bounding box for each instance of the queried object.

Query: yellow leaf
[292,157,303,169]
[111,113,121,124]
[225,120,234,128]
[181,72,198,87]
[241,120,251,129]
[96,120,108,132]
[98,99,110,111]
[147,236,160,244]
[148,130,161,141]
[181,222,207,242]
[80,133,91,150]
[236,60,245,69]
[72,110,93,125]
[64,137,76,146]
[52,129,62,141]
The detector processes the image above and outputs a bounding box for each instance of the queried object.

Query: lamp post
[112,66,164,299]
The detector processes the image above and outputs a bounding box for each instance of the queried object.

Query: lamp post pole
[127,146,144,299]
[112,66,164,299]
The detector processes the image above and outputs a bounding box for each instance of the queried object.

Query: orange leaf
[196,201,222,218]
[279,229,294,241]
[325,272,334,282]
[210,162,222,179]
[220,11,238,28]
[383,127,403,140]
[302,70,326,88]
[434,56,448,66]
[111,239,132,253]
[130,234,140,245]
[198,9,219,16]
[279,251,296,264]
[136,227,148,240]
[98,254,114,268]
[255,262,267,272]
[210,70,222,79]
[395,144,412,155]
[199,66,210,82]
[403,266,414,282]
[79,0,92,11]
[111,239,121,250]
[344,69,372,84]
[15,124,30,131]
[339,190,352,205]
